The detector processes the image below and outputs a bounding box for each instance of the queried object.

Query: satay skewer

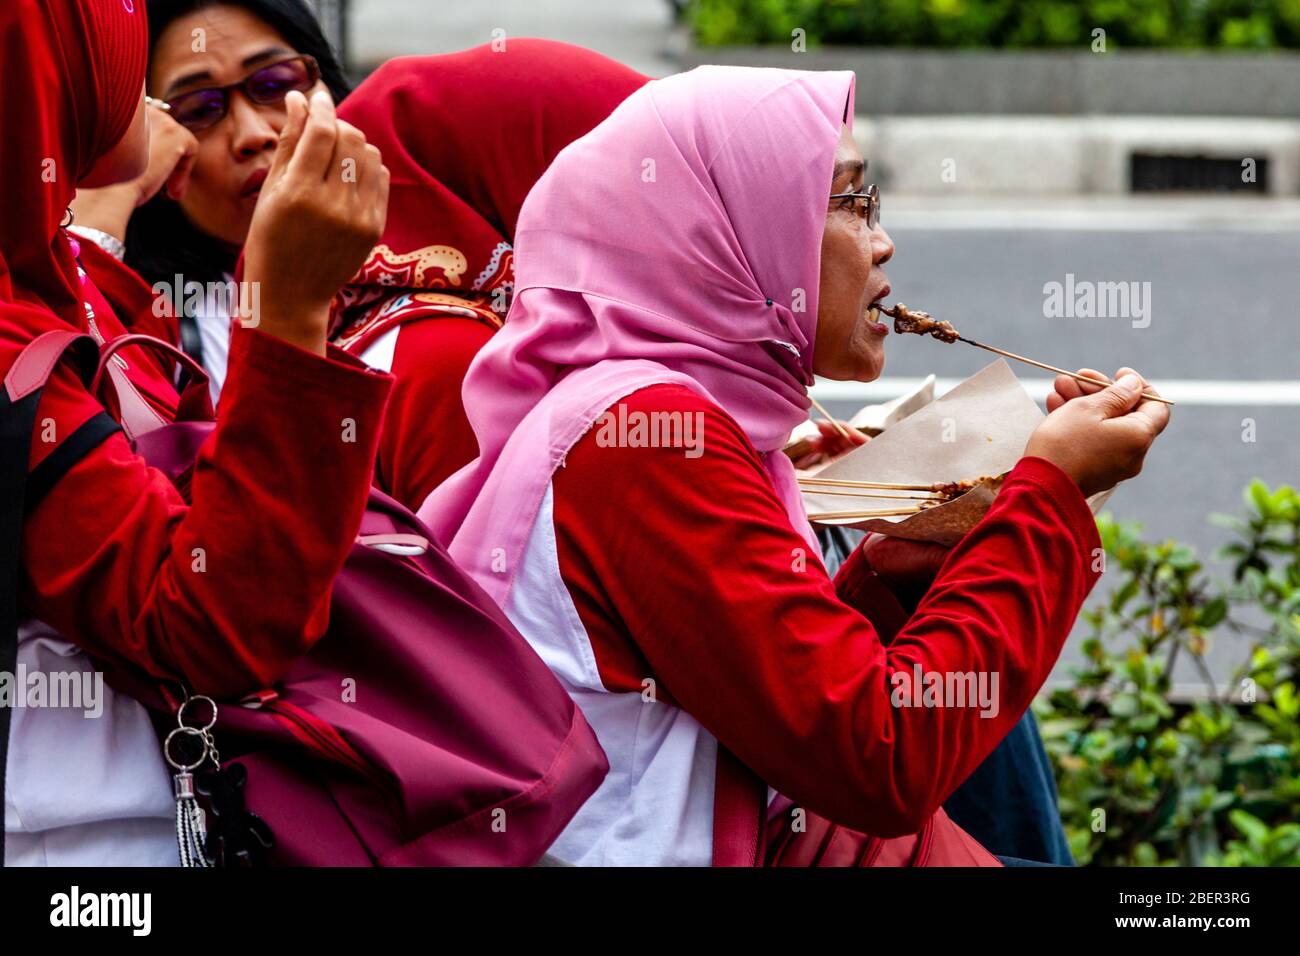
[798,475,998,496]
[803,473,1004,521]
[879,304,1175,407]
[807,395,853,441]
[798,487,945,502]
[807,505,933,521]
[798,476,951,493]
[959,340,1176,407]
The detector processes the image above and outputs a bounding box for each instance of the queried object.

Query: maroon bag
[713,747,1001,867]
[762,806,1002,866]
[2,330,608,866]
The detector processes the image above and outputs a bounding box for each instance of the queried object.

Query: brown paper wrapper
[802,360,1112,546]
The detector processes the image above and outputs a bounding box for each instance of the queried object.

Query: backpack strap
[0,331,116,866]
[93,332,214,432]
[711,745,766,866]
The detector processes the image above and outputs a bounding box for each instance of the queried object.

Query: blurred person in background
[71,0,351,404]
[75,0,648,510]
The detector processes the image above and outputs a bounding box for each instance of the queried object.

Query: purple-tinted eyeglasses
[156,55,321,133]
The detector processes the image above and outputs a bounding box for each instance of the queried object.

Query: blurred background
[311,0,1300,863]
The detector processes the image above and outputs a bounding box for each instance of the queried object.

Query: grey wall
[680,47,1300,118]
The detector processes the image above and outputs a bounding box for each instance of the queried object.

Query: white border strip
[813,377,1300,407]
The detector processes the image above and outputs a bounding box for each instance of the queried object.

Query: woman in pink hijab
[421,66,1169,866]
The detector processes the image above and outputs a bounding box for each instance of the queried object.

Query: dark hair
[125,0,352,289]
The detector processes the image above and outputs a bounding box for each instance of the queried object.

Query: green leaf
[1109,693,1139,718]
[1111,578,1140,613]
[1274,682,1299,718]
[1249,479,1273,517]
[1229,810,1270,847]
[1199,596,1228,629]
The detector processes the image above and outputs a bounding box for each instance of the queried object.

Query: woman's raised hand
[242,90,390,355]
[70,106,198,240]
[1025,366,1171,498]
[134,107,200,205]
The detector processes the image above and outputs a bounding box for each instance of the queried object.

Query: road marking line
[888,214,1300,233]
[813,378,1300,406]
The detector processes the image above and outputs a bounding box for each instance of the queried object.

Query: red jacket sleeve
[552,384,1101,837]
[20,326,393,697]
[376,317,494,510]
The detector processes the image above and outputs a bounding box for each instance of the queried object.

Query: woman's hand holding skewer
[1047,365,1138,410]
[791,420,869,470]
[1026,367,1171,498]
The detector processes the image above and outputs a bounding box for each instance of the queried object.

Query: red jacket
[551,383,1101,836]
[14,266,392,697]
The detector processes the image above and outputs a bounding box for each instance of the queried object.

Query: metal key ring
[178,694,218,732]
[164,726,210,772]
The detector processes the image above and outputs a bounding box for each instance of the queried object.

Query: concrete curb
[676,46,1300,195]
[679,46,1300,117]
[853,115,1300,196]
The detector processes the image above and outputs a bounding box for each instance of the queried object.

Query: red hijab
[0,0,148,324]
[330,39,649,351]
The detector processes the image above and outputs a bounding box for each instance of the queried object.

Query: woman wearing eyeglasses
[420,66,1171,866]
[71,0,351,405]
[74,2,652,511]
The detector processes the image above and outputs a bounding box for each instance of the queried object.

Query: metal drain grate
[1130,153,1269,193]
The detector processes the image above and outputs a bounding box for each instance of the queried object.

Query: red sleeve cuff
[226,327,393,406]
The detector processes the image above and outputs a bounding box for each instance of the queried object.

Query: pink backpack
[1,330,607,866]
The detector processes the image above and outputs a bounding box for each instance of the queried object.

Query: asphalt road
[817,226,1300,687]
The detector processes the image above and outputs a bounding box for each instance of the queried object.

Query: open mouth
[865,287,892,334]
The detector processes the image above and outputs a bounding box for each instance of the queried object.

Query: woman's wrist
[249,297,330,357]
[69,183,138,244]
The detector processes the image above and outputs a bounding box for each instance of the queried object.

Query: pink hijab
[419,66,855,605]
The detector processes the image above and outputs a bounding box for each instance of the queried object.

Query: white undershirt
[4,623,177,866]
[193,274,234,405]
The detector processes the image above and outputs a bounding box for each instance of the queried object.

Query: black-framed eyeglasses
[829,183,881,230]
[158,55,321,133]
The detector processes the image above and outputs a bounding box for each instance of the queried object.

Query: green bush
[1034,480,1300,866]
[687,0,1300,49]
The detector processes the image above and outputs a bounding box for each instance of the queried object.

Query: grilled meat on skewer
[932,475,999,499]
[879,303,960,344]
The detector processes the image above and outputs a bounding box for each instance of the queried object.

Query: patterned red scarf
[330,39,648,353]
